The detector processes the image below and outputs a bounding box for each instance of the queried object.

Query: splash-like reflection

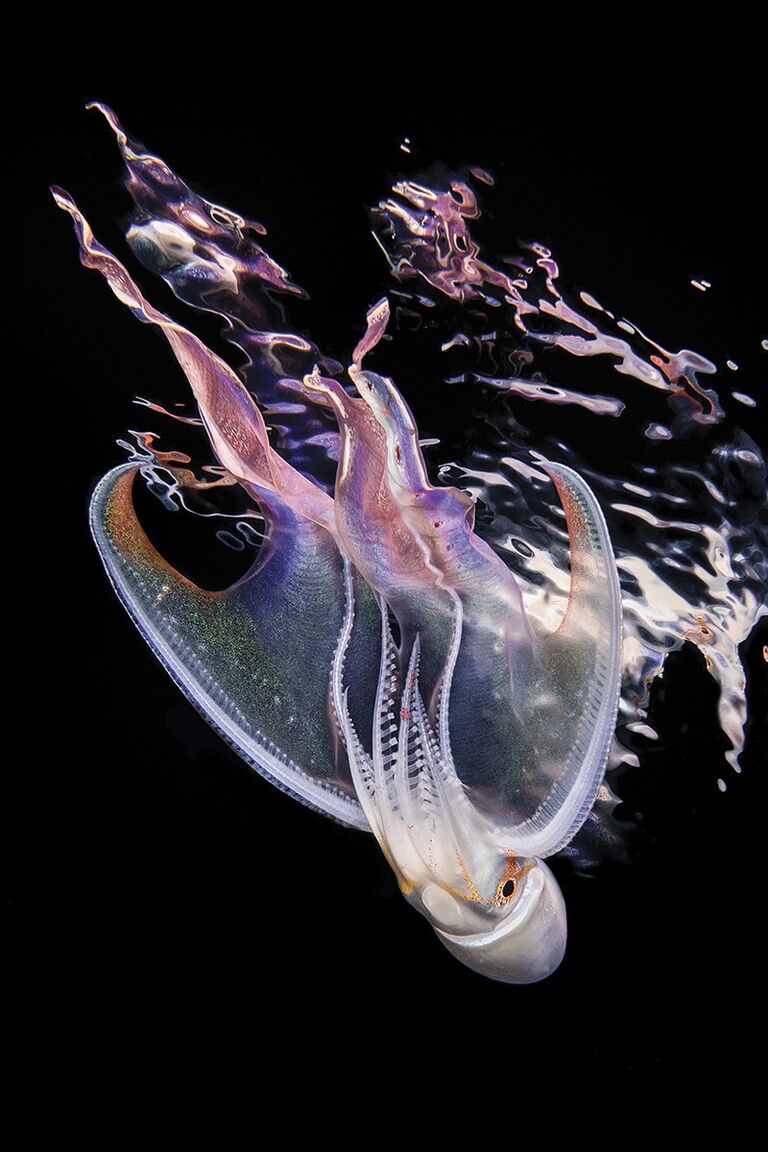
[55,106,766,981]
[373,176,766,785]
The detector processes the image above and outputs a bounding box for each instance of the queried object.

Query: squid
[54,109,622,982]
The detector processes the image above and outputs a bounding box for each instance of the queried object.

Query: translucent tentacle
[496,461,623,857]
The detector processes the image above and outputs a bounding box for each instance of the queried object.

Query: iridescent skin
[55,109,623,982]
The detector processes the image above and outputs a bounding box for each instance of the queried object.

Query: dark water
[15,54,767,1137]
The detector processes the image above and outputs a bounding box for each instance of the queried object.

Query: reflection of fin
[90,463,373,830]
[500,461,623,858]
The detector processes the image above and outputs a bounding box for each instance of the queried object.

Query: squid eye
[501,879,517,900]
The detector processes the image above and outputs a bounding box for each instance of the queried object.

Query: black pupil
[502,879,516,899]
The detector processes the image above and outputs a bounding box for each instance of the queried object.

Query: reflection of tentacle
[53,187,335,536]
[89,102,341,487]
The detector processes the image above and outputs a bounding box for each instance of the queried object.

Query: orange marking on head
[445,851,534,909]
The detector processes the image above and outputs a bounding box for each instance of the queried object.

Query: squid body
[55,108,623,983]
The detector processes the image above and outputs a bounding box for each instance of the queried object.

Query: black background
[13,28,767,1142]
